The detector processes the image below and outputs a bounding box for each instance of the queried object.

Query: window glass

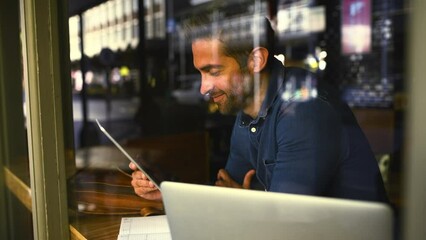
[68,0,407,238]
[0,0,33,239]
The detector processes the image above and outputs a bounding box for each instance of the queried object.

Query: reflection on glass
[66,1,408,239]
[0,0,33,239]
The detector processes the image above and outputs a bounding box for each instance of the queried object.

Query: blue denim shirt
[225,67,388,202]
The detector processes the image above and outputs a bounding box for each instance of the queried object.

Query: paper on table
[117,215,171,240]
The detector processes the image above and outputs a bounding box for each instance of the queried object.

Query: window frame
[19,0,72,239]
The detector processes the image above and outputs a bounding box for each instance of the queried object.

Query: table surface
[70,132,210,239]
[70,146,165,240]
[70,214,124,240]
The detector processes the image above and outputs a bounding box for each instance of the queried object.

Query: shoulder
[274,67,342,113]
[279,67,318,103]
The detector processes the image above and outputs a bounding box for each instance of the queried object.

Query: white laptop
[161,181,393,240]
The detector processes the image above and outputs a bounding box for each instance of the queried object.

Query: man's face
[192,38,252,114]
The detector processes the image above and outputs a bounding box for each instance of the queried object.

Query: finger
[137,179,156,188]
[216,170,230,186]
[131,176,149,187]
[132,170,144,179]
[131,178,138,188]
[134,186,156,196]
[217,169,231,182]
[215,179,225,187]
[134,183,158,193]
[242,169,256,189]
[140,172,148,180]
[132,170,150,181]
[129,162,137,170]
[136,189,162,201]
[216,169,241,188]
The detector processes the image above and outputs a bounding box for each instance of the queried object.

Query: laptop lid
[161,181,393,240]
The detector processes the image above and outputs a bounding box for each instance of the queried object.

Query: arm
[269,100,341,195]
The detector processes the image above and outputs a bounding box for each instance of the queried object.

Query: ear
[248,47,269,73]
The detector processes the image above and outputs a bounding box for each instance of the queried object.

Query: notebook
[117,215,171,240]
[96,119,164,190]
[161,181,393,240]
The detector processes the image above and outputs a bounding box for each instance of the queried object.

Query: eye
[209,70,221,76]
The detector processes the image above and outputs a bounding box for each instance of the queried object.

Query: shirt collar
[257,65,285,119]
[238,64,285,125]
[241,66,316,123]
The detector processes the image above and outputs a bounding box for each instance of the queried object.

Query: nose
[199,74,214,96]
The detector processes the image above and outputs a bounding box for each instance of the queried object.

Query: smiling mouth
[211,93,225,103]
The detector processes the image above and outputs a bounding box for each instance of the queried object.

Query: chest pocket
[262,159,276,187]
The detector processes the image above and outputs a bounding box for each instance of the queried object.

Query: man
[130,15,388,203]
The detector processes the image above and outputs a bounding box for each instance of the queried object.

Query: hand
[129,162,162,201]
[215,169,256,189]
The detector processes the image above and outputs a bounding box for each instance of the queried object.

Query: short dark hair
[181,13,275,71]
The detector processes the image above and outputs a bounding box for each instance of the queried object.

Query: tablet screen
[95,119,165,191]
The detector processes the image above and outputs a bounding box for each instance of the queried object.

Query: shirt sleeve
[268,98,341,195]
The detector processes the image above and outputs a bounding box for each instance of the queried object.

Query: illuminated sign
[341,0,372,54]
[277,5,325,40]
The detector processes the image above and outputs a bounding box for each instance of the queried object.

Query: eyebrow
[199,64,224,72]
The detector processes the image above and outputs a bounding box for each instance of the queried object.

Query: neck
[243,73,269,118]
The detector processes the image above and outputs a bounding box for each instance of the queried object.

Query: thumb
[129,162,137,170]
[242,170,256,189]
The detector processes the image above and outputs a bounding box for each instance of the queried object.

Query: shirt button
[251,127,257,133]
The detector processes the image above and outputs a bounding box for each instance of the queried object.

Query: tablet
[95,119,164,191]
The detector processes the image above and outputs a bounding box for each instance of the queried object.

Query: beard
[215,73,254,115]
